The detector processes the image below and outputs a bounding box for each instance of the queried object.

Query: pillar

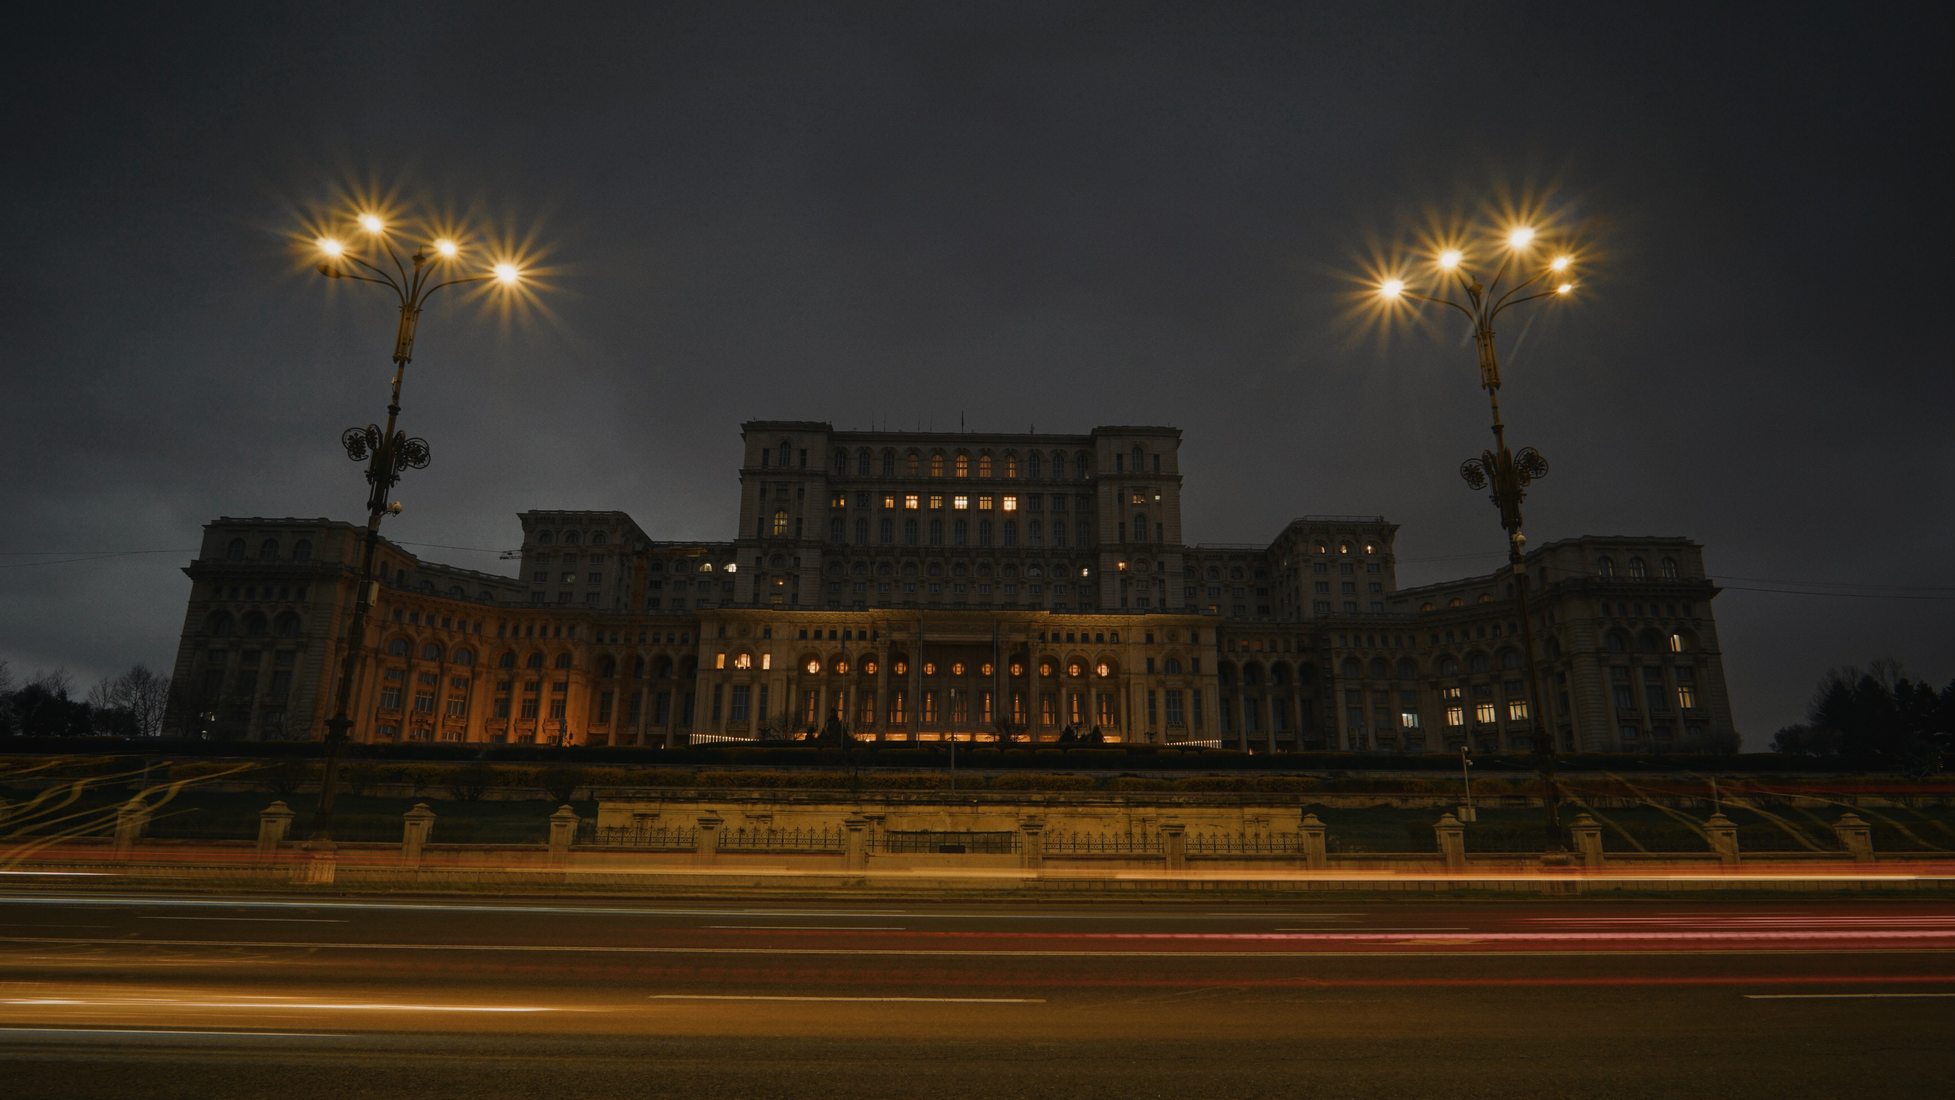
[1705,812,1739,865]
[113,797,149,856]
[1832,813,1874,862]
[401,802,436,864]
[299,838,337,885]
[1435,812,1466,871]
[843,815,869,870]
[1569,813,1604,868]
[1018,815,1045,871]
[257,800,296,857]
[548,804,579,867]
[695,813,724,866]
[1299,812,1328,871]
[1162,820,1187,872]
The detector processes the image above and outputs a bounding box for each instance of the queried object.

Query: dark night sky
[3,2,1950,740]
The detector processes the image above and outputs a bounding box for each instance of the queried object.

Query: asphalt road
[2,890,1952,1098]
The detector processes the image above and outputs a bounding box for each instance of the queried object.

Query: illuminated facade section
[165,423,1737,754]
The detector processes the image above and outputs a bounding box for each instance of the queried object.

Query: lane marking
[0,1026,344,1038]
[138,916,349,924]
[707,925,906,931]
[1743,992,1955,1000]
[651,994,1042,1004]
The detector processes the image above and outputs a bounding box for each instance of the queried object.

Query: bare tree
[119,665,171,738]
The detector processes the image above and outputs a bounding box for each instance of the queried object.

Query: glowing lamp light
[1437,249,1463,270]
[1379,278,1406,299]
[1550,255,1572,272]
[357,213,385,234]
[493,262,521,285]
[317,237,345,259]
[434,238,459,259]
[1556,282,1575,295]
[1506,226,1536,249]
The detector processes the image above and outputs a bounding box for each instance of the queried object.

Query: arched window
[1437,654,1460,676]
[554,652,573,669]
[833,449,848,474]
[1339,658,1360,679]
[1605,630,1629,653]
[1074,452,1089,477]
[1468,652,1491,673]
[454,648,475,667]
[1596,556,1615,578]
[258,538,279,560]
[563,530,581,546]
[881,449,896,476]
[387,638,410,656]
[1004,453,1017,478]
[273,612,301,638]
[905,450,920,476]
[1132,514,1147,541]
[526,652,545,669]
[421,643,443,662]
[206,611,233,637]
[1629,557,1647,579]
[1165,657,1182,674]
[498,651,517,669]
[538,530,555,545]
[598,655,618,678]
[857,448,872,476]
[1028,452,1042,479]
[591,531,608,545]
[292,539,312,561]
[930,452,946,478]
[772,510,789,537]
[225,538,246,561]
[978,453,993,478]
[243,612,268,637]
[1052,451,1067,479]
[954,453,970,478]
[1499,648,1522,669]
[778,441,791,466]
[1661,557,1679,579]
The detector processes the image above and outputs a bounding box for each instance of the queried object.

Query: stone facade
[166,421,1737,753]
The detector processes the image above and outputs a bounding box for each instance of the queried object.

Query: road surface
[2,891,1951,1097]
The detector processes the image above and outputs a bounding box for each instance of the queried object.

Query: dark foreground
[2,891,1951,1098]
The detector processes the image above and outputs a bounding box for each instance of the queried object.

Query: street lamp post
[304,212,524,849]
[1379,225,1579,853]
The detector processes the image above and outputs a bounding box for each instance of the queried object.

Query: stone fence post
[113,797,150,856]
[1832,813,1874,862]
[1705,812,1740,865]
[1434,812,1466,871]
[401,803,436,864]
[1569,813,1605,869]
[548,805,580,867]
[1018,816,1045,871]
[1300,813,1328,870]
[1161,821,1187,872]
[257,801,296,857]
[694,814,724,867]
[842,815,870,870]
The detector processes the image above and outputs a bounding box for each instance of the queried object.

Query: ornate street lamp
[304,209,527,852]
[1377,223,1580,852]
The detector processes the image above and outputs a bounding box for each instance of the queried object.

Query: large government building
[165,422,1738,753]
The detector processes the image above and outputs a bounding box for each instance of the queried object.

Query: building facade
[166,422,1738,753]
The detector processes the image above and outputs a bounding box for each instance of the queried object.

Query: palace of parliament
[167,421,1737,754]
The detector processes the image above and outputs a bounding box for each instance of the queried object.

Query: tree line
[0,660,171,738]
[1772,659,1953,764]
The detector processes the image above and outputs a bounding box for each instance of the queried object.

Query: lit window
[951,662,966,675]
[923,662,937,676]
[904,494,919,510]
[978,495,993,510]
[835,659,848,674]
[1678,685,1697,709]
[1668,633,1685,653]
[953,495,969,511]
[714,652,727,670]
[734,653,753,670]
[955,454,970,478]
[1508,699,1530,721]
[771,511,788,536]
[1475,702,1497,724]
[1002,496,1017,512]
[1095,662,1110,678]
[805,659,820,675]
[1446,706,1465,727]
[832,494,846,508]
[863,659,878,675]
